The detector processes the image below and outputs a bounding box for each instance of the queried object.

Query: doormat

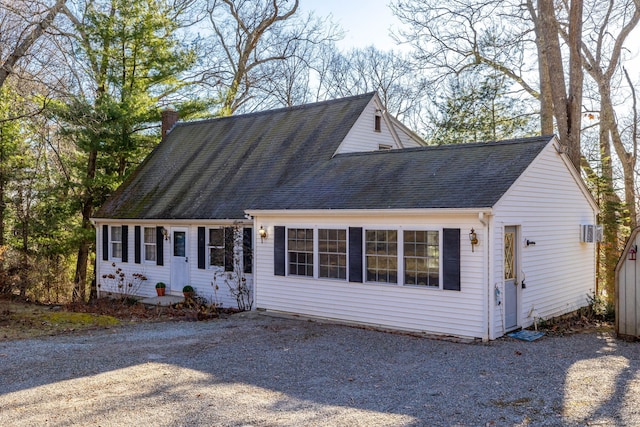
[507,330,545,342]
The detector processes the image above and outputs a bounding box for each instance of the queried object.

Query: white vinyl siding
[491,142,596,338]
[254,214,486,339]
[335,98,423,154]
[96,222,253,310]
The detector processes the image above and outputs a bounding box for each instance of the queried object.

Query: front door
[170,227,189,294]
[504,226,518,331]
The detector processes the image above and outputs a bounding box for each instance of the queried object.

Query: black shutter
[156,226,164,266]
[121,225,129,263]
[274,226,285,276]
[102,225,109,261]
[243,227,253,274]
[348,227,363,283]
[198,227,206,269]
[134,226,141,264]
[224,227,234,271]
[443,228,461,291]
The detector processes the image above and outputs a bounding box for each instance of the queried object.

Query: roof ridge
[174,92,377,128]
[334,135,554,158]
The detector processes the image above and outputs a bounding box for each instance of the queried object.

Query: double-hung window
[318,229,347,279]
[144,227,156,263]
[288,228,313,276]
[274,226,447,289]
[404,230,439,287]
[111,226,122,260]
[365,230,398,283]
[209,228,225,267]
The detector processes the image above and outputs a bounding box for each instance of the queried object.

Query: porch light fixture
[258,225,267,243]
[469,228,478,252]
[161,227,170,241]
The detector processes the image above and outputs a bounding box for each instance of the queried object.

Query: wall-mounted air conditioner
[581,224,603,243]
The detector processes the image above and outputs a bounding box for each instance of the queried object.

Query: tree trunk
[528,0,554,134]
[565,0,583,169]
[536,0,582,170]
[72,149,97,302]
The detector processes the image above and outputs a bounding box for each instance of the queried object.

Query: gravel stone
[1,312,638,426]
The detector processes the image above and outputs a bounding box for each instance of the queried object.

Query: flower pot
[156,287,166,297]
[183,291,194,300]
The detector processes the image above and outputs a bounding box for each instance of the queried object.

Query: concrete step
[140,295,185,306]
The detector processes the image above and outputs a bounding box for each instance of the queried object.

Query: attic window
[378,144,392,151]
[374,114,382,132]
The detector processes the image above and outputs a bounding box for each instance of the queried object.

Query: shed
[615,226,640,339]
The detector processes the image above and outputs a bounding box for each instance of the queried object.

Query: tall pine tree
[57,0,197,300]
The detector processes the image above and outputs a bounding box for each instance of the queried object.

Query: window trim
[287,227,314,277]
[403,229,441,288]
[275,225,444,290]
[143,226,157,264]
[110,226,123,261]
[317,228,348,281]
[207,227,226,269]
[364,228,399,285]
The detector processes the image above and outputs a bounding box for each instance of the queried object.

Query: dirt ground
[0,296,217,341]
[0,294,614,342]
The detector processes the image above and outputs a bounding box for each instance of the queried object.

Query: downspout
[479,212,491,342]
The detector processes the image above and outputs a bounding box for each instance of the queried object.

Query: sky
[300,0,402,51]
[301,0,640,79]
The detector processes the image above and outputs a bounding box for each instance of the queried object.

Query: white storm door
[170,227,189,293]
[504,226,518,330]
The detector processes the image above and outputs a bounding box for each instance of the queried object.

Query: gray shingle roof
[95,92,553,219]
[254,136,552,210]
[95,93,376,219]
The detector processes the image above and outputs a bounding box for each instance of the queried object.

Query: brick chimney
[161,108,179,138]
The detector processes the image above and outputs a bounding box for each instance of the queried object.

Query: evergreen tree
[428,74,535,144]
[57,0,198,300]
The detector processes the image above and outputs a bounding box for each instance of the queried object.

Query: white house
[93,92,599,340]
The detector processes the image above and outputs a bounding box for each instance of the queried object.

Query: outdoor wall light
[469,228,478,252]
[161,227,170,241]
[258,225,267,243]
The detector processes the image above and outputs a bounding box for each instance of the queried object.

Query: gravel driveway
[1,312,639,426]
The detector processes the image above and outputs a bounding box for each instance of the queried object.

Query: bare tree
[392,0,640,301]
[203,0,341,115]
[0,0,67,89]
[317,46,426,130]
[392,0,543,136]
